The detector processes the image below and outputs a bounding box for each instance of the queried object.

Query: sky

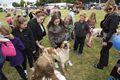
[0,0,36,5]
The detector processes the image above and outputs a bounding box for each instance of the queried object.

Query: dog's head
[60,41,71,49]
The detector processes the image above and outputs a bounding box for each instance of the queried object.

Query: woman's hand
[39,45,45,49]
[33,50,36,54]
[117,67,120,74]
[102,42,107,46]
[56,48,60,53]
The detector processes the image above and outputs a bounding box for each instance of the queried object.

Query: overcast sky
[0,0,36,5]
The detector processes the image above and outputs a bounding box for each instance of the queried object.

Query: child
[12,15,36,75]
[31,55,66,80]
[0,25,28,80]
[0,37,16,80]
[108,52,120,80]
[72,13,89,56]
[63,14,73,66]
[47,14,65,68]
[64,14,73,41]
[86,12,97,47]
[5,13,13,29]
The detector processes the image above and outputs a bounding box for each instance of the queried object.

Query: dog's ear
[68,43,71,49]
[60,43,64,49]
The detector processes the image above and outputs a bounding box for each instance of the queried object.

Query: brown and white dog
[92,28,102,42]
[42,41,71,75]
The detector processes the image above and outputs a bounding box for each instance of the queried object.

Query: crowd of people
[0,0,120,80]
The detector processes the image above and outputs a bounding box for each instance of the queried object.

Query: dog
[42,41,71,75]
[92,28,102,42]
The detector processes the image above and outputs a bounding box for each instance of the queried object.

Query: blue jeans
[73,37,85,53]
[65,34,71,41]
[48,12,50,16]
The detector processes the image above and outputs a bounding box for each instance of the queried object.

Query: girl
[12,15,36,75]
[0,25,27,80]
[86,12,97,48]
[0,37,16,80]
[5,13,13,29]
[28,10,46,61]
[64,14,73,41]
[64,14,73,66]
[47,14,65,68]
[31,55,66,80]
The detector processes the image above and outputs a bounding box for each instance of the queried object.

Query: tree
[26,1,30,6]
[20,0,25,7]
[12,2,20,7]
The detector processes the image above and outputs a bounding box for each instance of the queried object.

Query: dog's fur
[92,28,120,42]
[42,41,71,75]
[92,28,102,42]
[117,29,120,35]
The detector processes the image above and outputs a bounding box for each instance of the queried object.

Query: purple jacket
[47,9,50,13]
[8,37,25,67]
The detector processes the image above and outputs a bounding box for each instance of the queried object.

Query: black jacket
[75,21,89,38]
[12,27,36,51]
[27,18,46,42]
[29,12,35,20]
[100,11,119,42]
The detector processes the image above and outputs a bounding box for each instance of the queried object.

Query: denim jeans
[65,34,71,41]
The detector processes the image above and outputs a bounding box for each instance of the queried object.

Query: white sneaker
[68,60,73,66]
[30,67,34,71]
[24,70,27,75]
[54,62,59,68]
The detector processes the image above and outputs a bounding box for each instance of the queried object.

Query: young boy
[72,13,89,56]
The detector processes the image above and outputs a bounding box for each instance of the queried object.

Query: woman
[27,10,46,61]
[47,14,65,68]
[29,9,35,20]
[94,0,120,69]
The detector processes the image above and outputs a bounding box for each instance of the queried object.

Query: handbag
[103,32,117,42]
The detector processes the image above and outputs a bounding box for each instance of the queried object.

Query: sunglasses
[107,8,113,11]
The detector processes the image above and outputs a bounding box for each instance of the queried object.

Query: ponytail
[9,34,14,39]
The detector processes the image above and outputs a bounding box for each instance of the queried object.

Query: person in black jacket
[27,10,46,61]
[12,15,36,75]
[72,13,89,56]
[29,9,35,20]
[94,0,119,70]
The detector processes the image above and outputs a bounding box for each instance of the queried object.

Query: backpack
[0,45,5,72]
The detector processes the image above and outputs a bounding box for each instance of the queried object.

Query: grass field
[0,9,120,80]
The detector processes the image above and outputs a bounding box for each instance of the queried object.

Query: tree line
[12,0,119,7]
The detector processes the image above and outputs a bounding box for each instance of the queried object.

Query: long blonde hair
[12,15,27,29]
[0,25,14,39]
[87,12,96,25]
[64,14,73,25]
[31,55,59,80]
[104,0,118,12]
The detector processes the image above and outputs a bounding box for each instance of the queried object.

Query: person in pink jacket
[0,38,16,80]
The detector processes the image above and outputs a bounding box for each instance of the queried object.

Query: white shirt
[42,70,66,80]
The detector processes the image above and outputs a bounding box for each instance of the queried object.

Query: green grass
[0,9,120,80]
